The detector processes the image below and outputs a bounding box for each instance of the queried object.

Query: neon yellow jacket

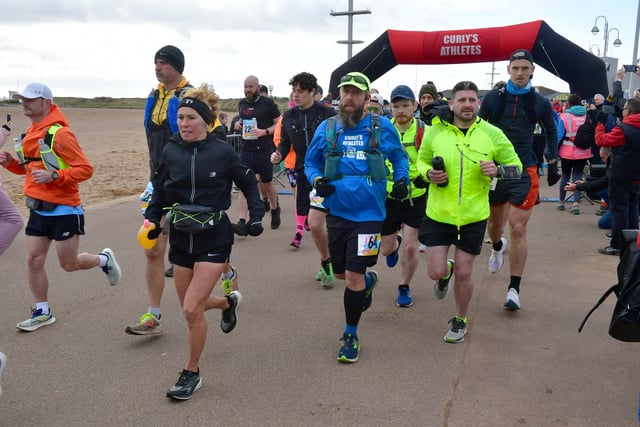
[416,116,521,227]
[385,117,427,199]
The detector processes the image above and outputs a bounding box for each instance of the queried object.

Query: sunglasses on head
[340,74,369,87]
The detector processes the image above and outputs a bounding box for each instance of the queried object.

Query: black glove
[413,175,429,189]
[547,162,561,186]
[2,113,10,132]
[247,220,264,236]
[147,221,162,240]
[314,177,335,197]
[390,177,409,199]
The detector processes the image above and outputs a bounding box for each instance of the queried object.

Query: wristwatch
[265,128,270,136]
[51,171,59,181]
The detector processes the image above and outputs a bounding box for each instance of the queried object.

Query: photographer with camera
[416,81,521,343]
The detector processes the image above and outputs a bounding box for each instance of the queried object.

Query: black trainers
[221,291,242,333]
[271,205,281,229]
[232,219,248,236]
[166,369,202,400]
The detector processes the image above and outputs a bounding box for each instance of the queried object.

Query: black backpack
[572,111,596,150]
[579,230,640,342]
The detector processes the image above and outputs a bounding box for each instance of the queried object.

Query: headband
[179,97,212,125]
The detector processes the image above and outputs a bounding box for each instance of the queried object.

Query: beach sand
[0,105,229,217]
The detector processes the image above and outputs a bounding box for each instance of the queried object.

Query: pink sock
[296,215,306,234]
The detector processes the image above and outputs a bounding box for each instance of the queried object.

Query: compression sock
[344,287,366,326]
[296,215,306,235]
[509,276,521,293]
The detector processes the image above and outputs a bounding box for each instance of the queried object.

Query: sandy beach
[0,105,148,216]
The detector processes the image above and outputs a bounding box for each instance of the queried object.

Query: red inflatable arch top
[328,20,607,99]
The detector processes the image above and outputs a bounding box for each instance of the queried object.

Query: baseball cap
[13,82,53,101]
[259,85,269,95]
[338,72,370,91]
[390,85,415,101]
[509,49,534,64]
[370,93,384,104]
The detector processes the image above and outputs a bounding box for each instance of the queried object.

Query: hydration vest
[15,124,68,171]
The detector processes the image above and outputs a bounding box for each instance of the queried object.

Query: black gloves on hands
[314,177,335,197]
[547,162,561,186]
[147,221,162,240]
[413,175,429,189]
[390,177,409,200]
[247,220,264,236]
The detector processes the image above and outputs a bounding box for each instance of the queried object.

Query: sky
[1,0,639,101]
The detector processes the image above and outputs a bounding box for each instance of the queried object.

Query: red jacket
[595,112,640,148]
[5,105,93,206]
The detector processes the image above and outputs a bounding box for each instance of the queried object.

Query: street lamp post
[591,15,622,57]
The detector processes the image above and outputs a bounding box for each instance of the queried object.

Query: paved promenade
[0,185,636,426]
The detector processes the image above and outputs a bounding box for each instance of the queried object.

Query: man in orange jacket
[0,82,121,332]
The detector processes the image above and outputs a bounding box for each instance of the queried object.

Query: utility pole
[330,0,371,59]
[486,62,500,88]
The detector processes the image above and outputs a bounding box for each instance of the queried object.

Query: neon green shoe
[220,266,238,296]
[125,312,161,335]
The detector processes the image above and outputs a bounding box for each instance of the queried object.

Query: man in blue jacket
[305,72,409,363]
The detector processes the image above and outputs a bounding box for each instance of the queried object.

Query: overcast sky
[0,1,638,100]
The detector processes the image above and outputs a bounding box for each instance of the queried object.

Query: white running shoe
[504,288,521,311]
[488,237,508,273]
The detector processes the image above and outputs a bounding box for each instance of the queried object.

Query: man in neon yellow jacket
[416,81,521,343]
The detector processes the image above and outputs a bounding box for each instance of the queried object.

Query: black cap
[155,45,185,73]
[259,85,269,95]
[509,49,534,64]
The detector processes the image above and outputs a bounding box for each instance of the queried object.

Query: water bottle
[137,219,157,249]
[432,156,448,187]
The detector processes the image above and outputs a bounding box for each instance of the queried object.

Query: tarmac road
[0,184,637,426]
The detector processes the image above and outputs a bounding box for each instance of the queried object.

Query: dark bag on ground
[573,112,596,150]
[170,204,225,233]
[578,229,640,342]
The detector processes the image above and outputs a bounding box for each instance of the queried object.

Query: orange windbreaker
[5,105,93,206]
[273,116,296,169]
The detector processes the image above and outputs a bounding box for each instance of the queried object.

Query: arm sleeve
[231,152,265,221]
[540,100,558,160]
[304,121,327,185]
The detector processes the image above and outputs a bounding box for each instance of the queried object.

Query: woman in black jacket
[143,83,264,400]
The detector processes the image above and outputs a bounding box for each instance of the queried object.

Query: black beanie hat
[155,45,185,74]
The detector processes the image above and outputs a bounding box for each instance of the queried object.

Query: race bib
[242,119,257,140]
[357,232,381,256]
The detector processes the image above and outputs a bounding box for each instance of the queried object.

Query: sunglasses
[340,74,369,88]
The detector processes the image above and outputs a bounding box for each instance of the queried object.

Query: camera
[623,65,638,73]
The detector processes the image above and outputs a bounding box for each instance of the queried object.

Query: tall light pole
[591,15,622,58]
[330,0,371,59]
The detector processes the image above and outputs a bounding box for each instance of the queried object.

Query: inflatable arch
[328,20,608,99]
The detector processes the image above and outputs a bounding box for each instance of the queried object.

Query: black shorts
[327,216,382,275]
[169,244,232,269]
[418,216,487,256]
[25,211,85,241]
[489,166,539,209]
[381,195,426,235]
[241,149,274,182]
